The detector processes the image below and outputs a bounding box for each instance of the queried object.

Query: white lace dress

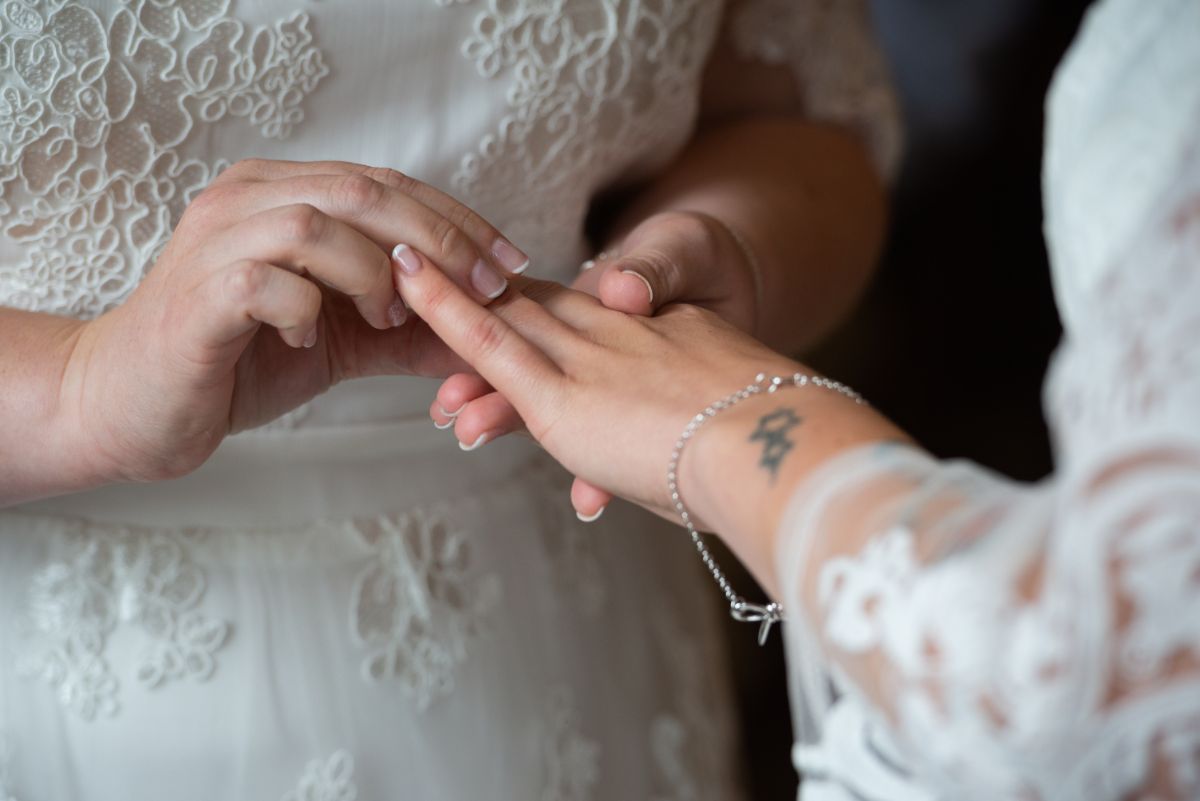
[776,1,1200,799]
[0,1,897,799]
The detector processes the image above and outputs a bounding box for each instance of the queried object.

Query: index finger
[392,244,560,398]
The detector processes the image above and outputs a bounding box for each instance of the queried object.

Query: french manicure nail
[434,419,454,430]
[492,238,530,275]
[471,260,508,299]
[459,433,490,452]
[393,243,422,274]
[576,506,607,523]
[621,270,654,304]
[439,404,466,419]
[386,296,408,327]
[302,327,318,349]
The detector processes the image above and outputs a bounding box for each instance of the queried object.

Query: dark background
[727,1,1096,797]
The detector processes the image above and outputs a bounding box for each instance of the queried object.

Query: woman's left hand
[393,244,793,525]
[429,210,761,517]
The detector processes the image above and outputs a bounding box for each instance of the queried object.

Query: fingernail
[302,327,318,348]
[434,418,454,430]
[621,270,654,304]
[576,506,607,523]
[471,260,508,299]
[386,296,408,327]
[580,259,596,271]
[393,243,422,274]
[439,404,466,419]
[492,238,530,275]
[459,433,490,452]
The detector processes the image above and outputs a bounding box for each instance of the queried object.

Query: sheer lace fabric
[776,1,1200,798]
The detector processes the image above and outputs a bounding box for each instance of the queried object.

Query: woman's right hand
[55,159,530,485]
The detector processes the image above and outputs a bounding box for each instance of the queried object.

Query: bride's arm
[583,0,897,352]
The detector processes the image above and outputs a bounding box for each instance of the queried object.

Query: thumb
[592,211,749,321]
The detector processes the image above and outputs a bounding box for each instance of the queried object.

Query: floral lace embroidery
[540,686,600,801]
[19,521,230,721]
[348,506,502,711]
[443,0,721,249]
[649,606,738,801]
[0,0,329,319]
[282,750,357,801]
[532,465,606,616]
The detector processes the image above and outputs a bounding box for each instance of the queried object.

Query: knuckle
[430,216,470,263]
[443,201,480,233]
[276,203,325,244]
[181,185,229,229]
[332,173,386,217]
[223,158,266,181]
[223,261,268,305]
[364,166,414,192]
[464,314,509,359]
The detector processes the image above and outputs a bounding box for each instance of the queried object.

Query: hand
[431,210,760,516]
[60,159,530,484]
[572,210,758,331]
[392,245,797,525]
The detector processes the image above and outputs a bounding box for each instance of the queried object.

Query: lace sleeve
[775,37,1200,801]
[727,0,902,180]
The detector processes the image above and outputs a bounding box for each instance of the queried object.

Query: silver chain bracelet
[668,371,867,645]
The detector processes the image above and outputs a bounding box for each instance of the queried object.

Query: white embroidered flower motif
[540,687,599,801]
[283,750,357,801]
[22,523,229,721]
[648,605,737,801]
[0,0,329,318]
[1115,509,1200,681]
[443,0,720,260]
[350,509,501,710]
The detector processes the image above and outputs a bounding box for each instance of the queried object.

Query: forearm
[0,308,102,506]
[605,117,887,352]
[680,379,908,598]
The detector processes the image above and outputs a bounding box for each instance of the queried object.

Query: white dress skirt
[0,1,898,797]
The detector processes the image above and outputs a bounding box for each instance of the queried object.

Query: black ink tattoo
[749,407,802,481]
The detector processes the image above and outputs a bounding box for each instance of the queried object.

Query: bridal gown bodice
[0,1,899,799]
[775,1,1200,799]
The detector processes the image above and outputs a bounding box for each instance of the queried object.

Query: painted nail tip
[576,506,607,523]
[621,270,654,304]
[485,281,508,300]
[459,434,489,452]
[438,404,466,419]
[434,419,454,430]
[391,243,409,260]
[511,260,530,275]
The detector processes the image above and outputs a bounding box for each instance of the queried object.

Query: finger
[392,244,562,398]
[593,212,738,317]
[222,173,512,303]
[192,260,323,351]
[435,373,494,421]
[214,204,402,331]
[451,392,526,450]
[222,160,532,275]
[509,275,611,333]
[571,477,613,522]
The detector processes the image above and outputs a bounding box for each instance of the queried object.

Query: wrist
[676,373,905,594]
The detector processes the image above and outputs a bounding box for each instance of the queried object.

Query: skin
[0,160,529,506]
[2,13,885,513]
[394,256,908,597]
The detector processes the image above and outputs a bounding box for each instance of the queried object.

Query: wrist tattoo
[749,407,803,481]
